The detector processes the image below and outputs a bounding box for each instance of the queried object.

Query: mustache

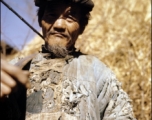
[46,31,70,38]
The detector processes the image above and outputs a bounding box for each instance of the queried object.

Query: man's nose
[53,18,66,32]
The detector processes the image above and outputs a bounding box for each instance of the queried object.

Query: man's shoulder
[76,54,117,80]
[77,54,109,68]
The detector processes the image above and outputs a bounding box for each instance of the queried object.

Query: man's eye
[67,15,77,21]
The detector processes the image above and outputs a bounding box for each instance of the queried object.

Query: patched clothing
[0,52,136,120]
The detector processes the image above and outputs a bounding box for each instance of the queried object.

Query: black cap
[34,0,94,12]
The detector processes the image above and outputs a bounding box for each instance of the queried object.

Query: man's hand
[1,58,30,98]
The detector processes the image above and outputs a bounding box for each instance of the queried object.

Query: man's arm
[99,74,136,120]
[100,78,135,120]
[93,57,136,120]
[1,57,30,98]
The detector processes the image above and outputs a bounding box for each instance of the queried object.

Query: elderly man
[0,0,136,120]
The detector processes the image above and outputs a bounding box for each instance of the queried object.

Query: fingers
[20,71,31,88]
[1,70,17,88]
[0,58,31,98]
[1,59,30,88]
[1,83,11,98]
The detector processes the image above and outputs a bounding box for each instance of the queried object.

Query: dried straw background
[8,0,151,120]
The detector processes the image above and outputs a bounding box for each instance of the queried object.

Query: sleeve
[0,85,26,120]
[93,58,136,120]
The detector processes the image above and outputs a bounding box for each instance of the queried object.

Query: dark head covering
[34,0,94,12]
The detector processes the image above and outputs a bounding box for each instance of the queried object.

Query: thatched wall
[8,0,151,120]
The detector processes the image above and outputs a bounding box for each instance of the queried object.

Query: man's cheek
[41,21,49,34]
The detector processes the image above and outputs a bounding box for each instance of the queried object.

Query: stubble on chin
[45,43,69,58]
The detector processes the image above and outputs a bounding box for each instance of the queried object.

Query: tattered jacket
[0,52,136,120]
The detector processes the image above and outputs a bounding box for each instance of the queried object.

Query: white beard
[44,43,69,58]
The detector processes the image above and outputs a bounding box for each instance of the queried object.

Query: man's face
[41,3,81,51]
